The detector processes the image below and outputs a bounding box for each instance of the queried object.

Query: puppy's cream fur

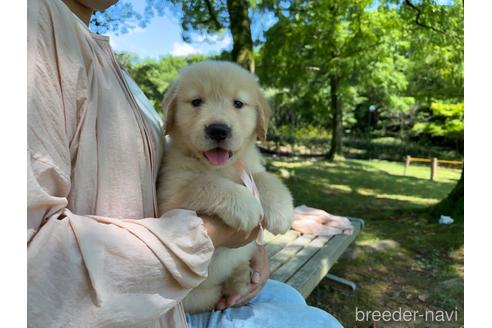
[157,61,294,313]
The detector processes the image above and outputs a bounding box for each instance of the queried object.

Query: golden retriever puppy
[157,61,294,313]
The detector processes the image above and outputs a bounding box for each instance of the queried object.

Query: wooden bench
[265,217,364,298]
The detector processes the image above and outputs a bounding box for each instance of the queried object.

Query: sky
[102,0,231,58]
[101,0,276,60]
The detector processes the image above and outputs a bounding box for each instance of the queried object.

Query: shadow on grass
[268,157,463,327]
[273,158,463,252]
[286,159,455,201]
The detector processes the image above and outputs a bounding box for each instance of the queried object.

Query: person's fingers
[230,245,269,307]
[234,284,261,306]
[234,291,253,306]
[249,260,264,284]
[250,245,269,283]
[215,245,269,310]
[251,271,261,284]
[216,296,229,310]
[225,294,241,307]
[215,293,243,310]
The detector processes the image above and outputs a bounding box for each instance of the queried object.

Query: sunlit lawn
[267,156,463,327]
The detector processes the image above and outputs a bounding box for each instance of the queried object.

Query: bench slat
[271,235,332,282]
[265,230,301,258]
[285,219,362,298]
[269,234,317,275]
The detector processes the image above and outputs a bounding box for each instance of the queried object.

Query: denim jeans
[186,279,344,327]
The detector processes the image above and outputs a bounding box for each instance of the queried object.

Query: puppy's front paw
[261,185,294,234]
[265,201,294,235]
[222,187,262,232]
[251,172,294,235]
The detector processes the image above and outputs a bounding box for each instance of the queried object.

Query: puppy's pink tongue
[204,148,230,165]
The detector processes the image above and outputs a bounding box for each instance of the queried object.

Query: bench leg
[325,273,357,292]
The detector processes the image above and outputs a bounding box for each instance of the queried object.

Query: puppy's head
[162,61,271,167]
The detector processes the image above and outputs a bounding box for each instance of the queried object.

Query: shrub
[263,128,462,162]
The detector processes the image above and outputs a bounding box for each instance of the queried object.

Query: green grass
[267,157,463,327]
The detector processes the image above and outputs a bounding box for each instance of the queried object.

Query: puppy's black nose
[205,123,231,142]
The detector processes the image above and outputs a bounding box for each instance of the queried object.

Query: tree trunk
[432,169,464,221]
[226,0,255,73]
[326,75,344,160]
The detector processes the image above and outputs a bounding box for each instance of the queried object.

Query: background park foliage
[94,1,464,326]
[109,0,463,159]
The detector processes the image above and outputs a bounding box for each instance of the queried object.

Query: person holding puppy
[27,0,343,327]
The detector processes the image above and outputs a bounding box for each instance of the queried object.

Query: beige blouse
[27,0,214,327]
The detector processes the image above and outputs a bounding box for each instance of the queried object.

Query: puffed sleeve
[27,0,214,326]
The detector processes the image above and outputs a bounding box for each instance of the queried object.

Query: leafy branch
[403,0,445,34]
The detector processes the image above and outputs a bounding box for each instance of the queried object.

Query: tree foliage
[400,0,464,102]
[96,0,464,215]
[412,102,464,141]
[259,0,411,159]
[256,0,463,158]
[160,0,258,71]
[90,1,148,34]
[115,53,207,111]
[94,0,463,158]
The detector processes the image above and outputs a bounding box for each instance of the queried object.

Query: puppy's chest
[208,167,243,185]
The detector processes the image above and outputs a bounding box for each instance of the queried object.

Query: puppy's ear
[256,90,272,141]
[162,80,180,135]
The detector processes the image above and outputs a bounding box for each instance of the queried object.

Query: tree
[400,0,464,103]
[90,1,149,34]
[395,0,464,219]
[115,53,207,110]
[259,0,406,160]
[432,170,463,221]
[412,101,464,151]
[91,0,263,72]
[161,0,257,72]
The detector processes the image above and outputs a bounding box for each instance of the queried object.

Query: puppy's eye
[191,98,203,107]
[233,100,244,109]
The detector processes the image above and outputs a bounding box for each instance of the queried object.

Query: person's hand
[214,244,270,310]
[201,214,260,249]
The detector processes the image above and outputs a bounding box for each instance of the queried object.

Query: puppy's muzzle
[205,123,231,142]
